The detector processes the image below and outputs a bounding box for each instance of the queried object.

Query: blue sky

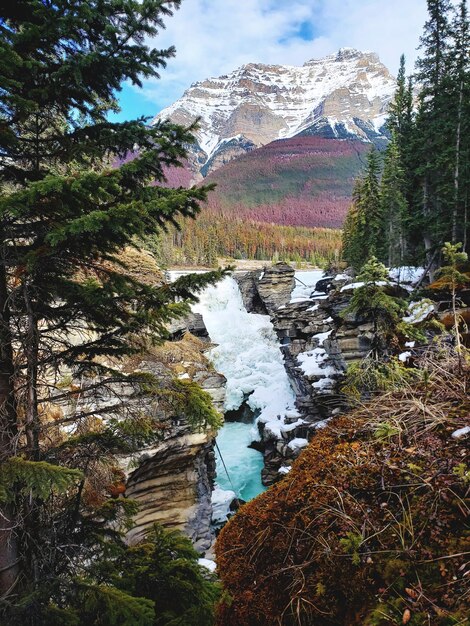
[111,0,429,123]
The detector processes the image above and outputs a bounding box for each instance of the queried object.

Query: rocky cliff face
[154,48,395,178]
[236,266,375,484]
[122,331,226,552]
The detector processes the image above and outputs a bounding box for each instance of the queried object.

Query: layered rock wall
[236,266,373,484]
[122,330,226,552]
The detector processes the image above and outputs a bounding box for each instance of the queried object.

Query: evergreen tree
[341,183,362,270]
[377,0,470,270]
[0,0,225,618]
[380,133,409,267]
[448,0,470,247]
[342,257,407,359]
[416,0,453,94]
[387,56,414,156]
[386,56,416,211]
[437,242,470,358]
[342,148,383,270]
[414,0,453,262]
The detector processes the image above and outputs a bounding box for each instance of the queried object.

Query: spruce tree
[449,0,470,247]
[0,0,225,615]
[380,133,409,267]
[341,198,360,269]
[414,0,453,262]
[342,148,383,270]
[386,56,416,211]
[387,55,413,154]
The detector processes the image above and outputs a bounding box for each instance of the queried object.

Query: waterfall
[193,276,297,502]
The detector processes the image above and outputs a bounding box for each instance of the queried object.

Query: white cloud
[137,0,428,112]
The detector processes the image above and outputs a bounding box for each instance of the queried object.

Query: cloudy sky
[113,0,429,121]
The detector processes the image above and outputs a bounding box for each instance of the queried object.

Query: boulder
[234,271,267,314]
[166,311,209,340]
[256,262,296,314]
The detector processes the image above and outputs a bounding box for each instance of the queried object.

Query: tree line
[145,214,342,267]
[343,0,469,273]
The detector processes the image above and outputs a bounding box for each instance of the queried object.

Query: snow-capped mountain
[153,48,397,178]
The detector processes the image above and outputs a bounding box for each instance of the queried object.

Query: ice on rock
[211,486,236,525]
[278,466,292,475]
[290,297,313,303]
[315,330,333,345]
[297,348,328,376]
[341,280,389,292]
[290,270,324,302]
[288,438,309,451]
[297,329,335,378]
[403,300,435,325]
[313,377,335,389]
[389,266,425,285]
[280,419,305,433]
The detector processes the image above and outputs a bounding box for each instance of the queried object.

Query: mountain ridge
[153,48,396,179]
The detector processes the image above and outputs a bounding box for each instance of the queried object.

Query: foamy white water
[169,270,326,502]
[193,277,296,423]
[193,276,297,500]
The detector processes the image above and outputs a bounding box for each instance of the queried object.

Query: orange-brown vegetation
[215,353,470,625]
[151,213,342,267]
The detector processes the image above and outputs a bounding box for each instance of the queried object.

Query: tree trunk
[23,280,40,461]
[422,178,436,281]
[452,80,464,244]
[464,195,468,253]
[0,242,20,599]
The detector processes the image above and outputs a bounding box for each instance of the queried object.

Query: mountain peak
[303,47,380,66]
[336,47,371,60]
[154,49,396,179]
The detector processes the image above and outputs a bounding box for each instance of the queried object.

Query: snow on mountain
[153,48,396,177]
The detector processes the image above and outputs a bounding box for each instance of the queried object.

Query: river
[193,271,323,502]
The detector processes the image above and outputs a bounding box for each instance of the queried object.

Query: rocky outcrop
[234,270,266,314]
[257,263,296,314]
[125,428,217,551]
[235,263,295,316]
[200,136,257,177]
[166,311,209,340]
[122,331,226,552]
[236,264,376,484]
